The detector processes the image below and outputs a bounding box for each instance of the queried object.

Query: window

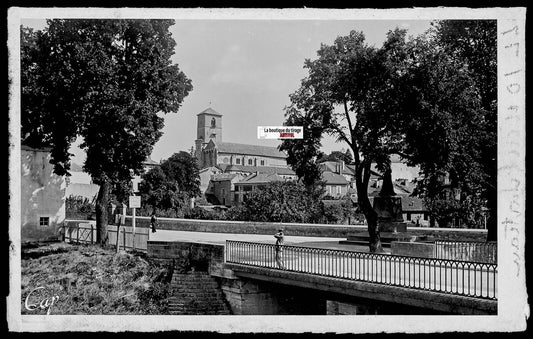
[423,213,428,221]
[236,158,241,165]
[248,159,253,165]
[211,117,216,128]
[406,213,411,221]
[260,160,265,166]
[243,186,252,192]
[234,193,239,202]
[39,217,50,227]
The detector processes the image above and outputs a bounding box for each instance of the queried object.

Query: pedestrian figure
[274,229,285,269]
[150,212,158,233]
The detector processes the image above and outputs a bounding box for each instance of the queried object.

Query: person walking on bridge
[150,211,158,233]
[274,229,285,269]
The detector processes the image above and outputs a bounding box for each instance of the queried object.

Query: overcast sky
[21,17,433,164]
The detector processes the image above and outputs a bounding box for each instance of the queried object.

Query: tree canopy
[231,181,325,223]
[280,22,495,251]
[21,19,193,244]
[139,151,201,214]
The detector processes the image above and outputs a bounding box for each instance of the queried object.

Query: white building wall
[21,147,66,241]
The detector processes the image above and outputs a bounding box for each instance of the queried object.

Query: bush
[238,181,325,223]
[66,195,96,213]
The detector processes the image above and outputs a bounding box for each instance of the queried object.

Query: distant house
[21,145,66,242]
[218,164,297,181]
[131,157,161,193]
[401,196,429,226]
[206,173,244,206]
[199,166,222,195]
[319,160,355,184]
[321,171,350,198]
[233,173,286,206]
[65,162,99,200]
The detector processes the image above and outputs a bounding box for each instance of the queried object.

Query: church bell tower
[195,107,223,165]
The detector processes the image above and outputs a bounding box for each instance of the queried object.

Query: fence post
[123,227,126,251]
[91,225,94,244]
[76,225,80,244]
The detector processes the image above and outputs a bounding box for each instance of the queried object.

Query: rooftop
[218,164,295,176]
[211,173,239,182]
[197,107,223,116]
[321,171,349,185]
[236,173,285,185]
[216,142,287,159]
[319,161,356,176]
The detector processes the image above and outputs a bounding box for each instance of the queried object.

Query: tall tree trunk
[95,179,111,246]
[355,161,383,253]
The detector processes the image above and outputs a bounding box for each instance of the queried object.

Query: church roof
[197,107,222,116]
[236,173,285,185]
[216,142,287,159]
[218,164,295,176]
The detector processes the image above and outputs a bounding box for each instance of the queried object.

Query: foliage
[138,151,201,216]
[184,207,221,220]
[160,152,201,197]
[224,206,250,221]
[281,25,493,250]
[428,20,497,238]
[235,181,325,223]
[21,19,192,244]
[66,195,96,214]
[281,29,410,252]
[317,149,353,164]
[322,199,355,224]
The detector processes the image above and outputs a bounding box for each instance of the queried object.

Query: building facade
[21,145,66,242]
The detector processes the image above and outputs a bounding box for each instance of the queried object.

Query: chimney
[337,160,345,174]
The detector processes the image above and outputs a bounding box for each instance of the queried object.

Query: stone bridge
[147,240,497,315]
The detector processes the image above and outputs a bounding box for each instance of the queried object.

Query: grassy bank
[21,242,173,315]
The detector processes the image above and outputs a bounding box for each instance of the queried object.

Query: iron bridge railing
[225,240,497,300]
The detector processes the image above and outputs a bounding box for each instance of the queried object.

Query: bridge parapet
[226,240,498,302]
[227,263,497,315]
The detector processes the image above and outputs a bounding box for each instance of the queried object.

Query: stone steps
[168,271,232,315]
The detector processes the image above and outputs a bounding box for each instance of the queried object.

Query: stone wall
[147,240,227,275]
[391,241,436,258]
[121,217,488,241]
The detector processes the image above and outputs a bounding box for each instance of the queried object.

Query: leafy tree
[323,199,355,224]
[236,181,325,223]
[317,149,354,164]
[282,28,485,252]
[21,19,193,245]
[138,152,201,215]
[160,152,201,197]
[279,110,325,188]
[430,20,497,239]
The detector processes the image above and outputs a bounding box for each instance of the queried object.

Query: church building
[194,108,288,169]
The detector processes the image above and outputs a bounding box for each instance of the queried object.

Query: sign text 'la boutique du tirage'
[257,126,304,139]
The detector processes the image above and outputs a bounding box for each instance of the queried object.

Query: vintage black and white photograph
[8,7,526,333]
